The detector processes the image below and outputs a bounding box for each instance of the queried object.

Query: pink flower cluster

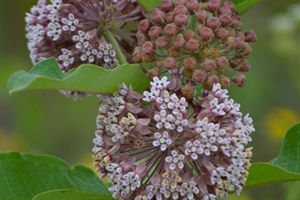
[93,76,254,199]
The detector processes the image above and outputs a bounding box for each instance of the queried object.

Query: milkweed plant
[4,0,300,200]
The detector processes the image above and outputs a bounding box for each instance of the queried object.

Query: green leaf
[245,123,300,190]
[137,0,161,13]
[231,0,261,15]
[33,189,113,200]
[0,152,110,200]
[270,124,300,173]
[244,163,300,190]
[7,58,149,95]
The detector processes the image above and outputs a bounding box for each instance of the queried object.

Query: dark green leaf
[245,124,300,190]
[244,163,300,190]
[32,189,113,200]
[270,124,300,173]
[137,0,161,13]
[0,152,110,200]
[7,58,149,95]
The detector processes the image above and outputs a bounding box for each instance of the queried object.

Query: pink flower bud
[202,58,216,72]
[160,0,174,12]
[172,36,186,49]
[142,41,155,55]
[149,26,163,40]
[150,8,165,24]
[132,47,142,63]
[207,0,221,13]
[215,28,228,40]
[185,38,199,52]
[186,0,199,13]
[232,73,246,87]
[207,17,221,30]
[199,27,214,41]
[195,10,208,22]
[138,19,152,34]
[219,14,232,27]
[163,57,177,69]
[165,11,175,23]
[164,23,179,37]
[244,30,257,43]
[174,5,189,15]
[184,29,195,40]
[174,13,189,27]
[156,36,169,49]
[183,56,196,70]
[192,69,207,83]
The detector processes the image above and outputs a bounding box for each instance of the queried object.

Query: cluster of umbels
[92,76,254,200]
[26,0,144,98]
[133,0,257,93]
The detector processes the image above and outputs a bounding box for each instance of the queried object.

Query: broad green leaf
[137,0,161,13]
[245,124,300,190]
[7,58,149,95]
[231,0,261,15]
[270,124,300,173]
[33,189,113,200]
[244,163,300,190]
[0,152,110,200]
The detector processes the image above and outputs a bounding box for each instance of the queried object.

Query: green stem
[104,30,128,65]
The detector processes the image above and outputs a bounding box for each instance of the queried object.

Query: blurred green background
[1,0,300,199]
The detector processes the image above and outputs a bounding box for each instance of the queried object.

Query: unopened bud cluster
[133,0,256,90]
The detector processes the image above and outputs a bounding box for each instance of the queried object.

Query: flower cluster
[133,0,257,91]
[26,0,144,72]
[93,76,254,200]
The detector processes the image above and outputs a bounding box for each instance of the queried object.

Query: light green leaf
[0,152,110,200]
[32,189,113,200]
[7,58,149,95]
[245,123,300,190]
[137,0,161,13]
[231,0,261,15]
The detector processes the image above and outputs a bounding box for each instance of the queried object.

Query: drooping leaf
[0,152,110,200]
[231,0,261,15]
[32,189,114,200]
[7,58,149,95]
[270,124,300,173]
[245,123,300,190]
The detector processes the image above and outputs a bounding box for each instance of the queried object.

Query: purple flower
[93,76,254,199]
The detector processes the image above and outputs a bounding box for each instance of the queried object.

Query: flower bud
[203,74,219,90]
[195,10,208,22]
[215,28,229,40]
[165,11,175,23]
[187,0,199,13]
[199,27,214,41]
[175,0,188,6]
[216,56,228,69]
[137,31,149,46]
[223,1,236,11]
[207,0,221,13]
[174,13,189,27]
[239,59,251,72]
[172,36,186,49]
[219,75,230,88]
[150,8,165,24]
[219,14,232,27]
[168,46,181,57]
[156,36,169,49]
[160,0,174,12]
[148,67,161,80]
[229,58,241,69]
[174,5,189,15]
[184,29,195,40]
[232,73,246,87]
[207,17,220,30]
[202,58,215,72]
[244,30,257,43]
[164,23,179,37]
[142,53,155,62]
[183,56,196,70]
[186,38,199,52]
[163,57,177,70]
[226,37,237,49]
[132,47,142,63]
[181,83,195,100]
[218,7,232,15]
[142,41,155,55]
[192,69,207,83]
[138,19,152,34]
[149,26,163,40]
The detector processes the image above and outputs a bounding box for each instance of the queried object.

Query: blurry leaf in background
[264,107,300,141]
[0,128,27,152]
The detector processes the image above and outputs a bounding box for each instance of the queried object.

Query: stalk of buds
[133,0,257,92]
